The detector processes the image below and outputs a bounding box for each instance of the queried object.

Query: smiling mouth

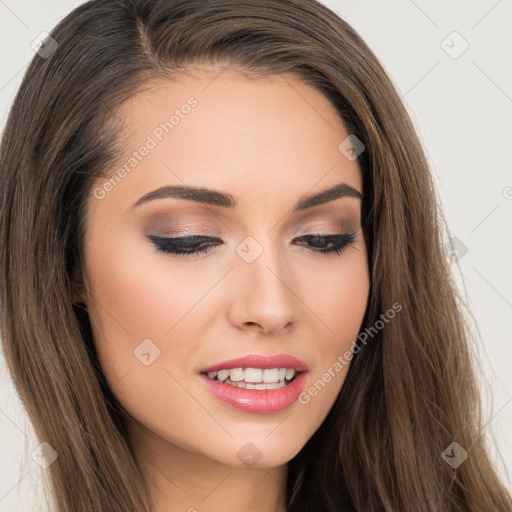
[201,367,300,390]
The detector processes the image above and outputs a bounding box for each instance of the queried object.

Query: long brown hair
[1,1,510,510]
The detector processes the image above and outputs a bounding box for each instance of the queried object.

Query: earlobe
[71,270,87,307]
[72,290,88,309]
[72,296,88,310]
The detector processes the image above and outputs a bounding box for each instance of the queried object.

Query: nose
[227,242,297,335]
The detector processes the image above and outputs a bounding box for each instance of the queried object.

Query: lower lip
[199,372,308,414]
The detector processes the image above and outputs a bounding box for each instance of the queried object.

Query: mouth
[201,367,301,390]
[197,353,309,413]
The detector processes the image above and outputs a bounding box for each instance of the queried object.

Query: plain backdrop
[1,1,511,510]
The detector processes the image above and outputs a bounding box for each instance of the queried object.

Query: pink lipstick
[198,353,309,414]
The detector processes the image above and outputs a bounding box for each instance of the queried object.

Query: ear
[73,294,86,305]
[71,266,87,306]
[72,290,87,306]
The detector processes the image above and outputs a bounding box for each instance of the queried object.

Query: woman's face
[79,68,370,469]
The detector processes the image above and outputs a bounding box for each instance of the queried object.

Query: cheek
[86,232,209,341]
[83,240,214,439]
[297,253,369,417]
[83,229,205,392]
[304,250,369,346]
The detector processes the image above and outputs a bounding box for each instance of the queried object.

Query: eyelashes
[147,232,358,257]
[148,235,215,256]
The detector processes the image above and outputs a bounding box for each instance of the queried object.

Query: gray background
[1,0,511,510]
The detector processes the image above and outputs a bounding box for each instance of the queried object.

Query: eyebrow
[129,182,362,212]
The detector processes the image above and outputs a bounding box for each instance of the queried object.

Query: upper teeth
[207,367,296,383]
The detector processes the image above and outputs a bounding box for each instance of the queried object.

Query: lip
[199,353,309,373]
[199,371,309,414]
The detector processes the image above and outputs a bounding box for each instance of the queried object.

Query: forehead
[94,68,363,215]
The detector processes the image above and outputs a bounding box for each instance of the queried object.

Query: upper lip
[199,353,309,374]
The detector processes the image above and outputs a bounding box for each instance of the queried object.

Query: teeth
[262,368,279,383]
[204,367,298,386]
[244,368,263,383]
[217,369,230,382]
[229,368,244,382]
[223,378,287,390]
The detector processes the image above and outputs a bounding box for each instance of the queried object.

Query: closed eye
[147,231,358,257]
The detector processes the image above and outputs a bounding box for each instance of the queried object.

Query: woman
[0,0,510,511]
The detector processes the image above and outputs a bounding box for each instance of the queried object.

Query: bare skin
[76,67,370,512]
